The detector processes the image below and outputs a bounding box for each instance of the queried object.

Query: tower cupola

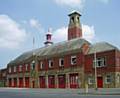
[44,28,53,46]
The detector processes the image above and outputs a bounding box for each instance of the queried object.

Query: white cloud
[53,24,95,43]
[0,15,27,49]
[53,27,67,43]
[82,24,95,42]
[29,19,42,31]
[97,0,110,4]
[54,0,85,9]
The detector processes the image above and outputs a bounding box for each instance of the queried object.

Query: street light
[94,49,98,90]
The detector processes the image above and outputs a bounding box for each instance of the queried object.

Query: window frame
[105,75,112,84]
[93,57,106,68]
[71,55,77,65]
[48,59,54,68]
[59,58,64,67]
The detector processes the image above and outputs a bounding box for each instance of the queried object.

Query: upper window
[25,64,29,71]
[14,66,16,72]
[49,60,53,68]
[59,58,64,67]
[71,56,77,65]
[40,61,44,69]
[19,65,22,72]
[93,57,106,68]
[31,60,35,70]
[9,67,11,73]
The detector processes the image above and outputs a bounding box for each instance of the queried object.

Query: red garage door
[69,73,79,88]
[48,75,55,88]
[58,75,66,88]
[39,76,46,88]
[19,78,23,88]
[9,78,12,87]
[13,78,17,87]
[25,77,30,88]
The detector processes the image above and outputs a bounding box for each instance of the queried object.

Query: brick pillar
[17,77,19,87]
[23,77,25,88]
[55,74,58,88]
[66,73,70,88]
[46,75,48,88]
[11,78,13,87]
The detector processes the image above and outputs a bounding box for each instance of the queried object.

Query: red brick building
[3,11,120,88]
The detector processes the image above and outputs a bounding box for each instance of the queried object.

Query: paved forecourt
[0,88,120,98]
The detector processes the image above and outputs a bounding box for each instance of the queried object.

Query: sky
[0,0,120,69]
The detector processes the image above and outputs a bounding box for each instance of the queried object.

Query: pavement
[0,88,120,98]
[0,87,120,95]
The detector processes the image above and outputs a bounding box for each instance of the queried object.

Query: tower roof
[68,10,81,16]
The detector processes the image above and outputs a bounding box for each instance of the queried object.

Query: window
[31,60,35,70]
[93,57,106,68]
[105,75,112,84]
[9,67,11,73]
[88,77,94,85]
[49,60,53,68]
[19,65,22,72]
[25,64,28,71]
[40,62,44,69]
[59,58,64,67]
[71,56,77,65]
[14,66,16,72]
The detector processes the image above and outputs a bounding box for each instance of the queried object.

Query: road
[0,88,120,98]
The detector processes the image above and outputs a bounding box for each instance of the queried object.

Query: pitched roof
[88,42,118,54]
[8,38,90,65]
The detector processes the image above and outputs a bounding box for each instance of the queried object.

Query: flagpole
[94,49,98,90]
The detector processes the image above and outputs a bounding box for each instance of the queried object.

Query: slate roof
[8,38,90,65]
[88,42,118,54]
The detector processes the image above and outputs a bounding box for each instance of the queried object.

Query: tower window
[71,17,74,23]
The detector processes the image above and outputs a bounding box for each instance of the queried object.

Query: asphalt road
[0,88,120,98]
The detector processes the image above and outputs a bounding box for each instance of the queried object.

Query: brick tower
[68,11,82,40]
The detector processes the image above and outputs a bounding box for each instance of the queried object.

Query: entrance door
[97,77,103,88]
[48,75,55,88]
[39,76,46,88]
[58,75,66,88]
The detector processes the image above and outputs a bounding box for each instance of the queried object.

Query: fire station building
[6,11,120,88]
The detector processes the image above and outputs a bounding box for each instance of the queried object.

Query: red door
[13,78,17,87]
[58,75,66,88]
[9,78,12,87]
[48,75,55,88]
[39,76,46,88]
[69,73,79,88]
[19,78,23,88]
[25,77,30,88]
[97,77,103,88]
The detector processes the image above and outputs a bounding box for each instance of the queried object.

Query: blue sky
[0,0,120,68]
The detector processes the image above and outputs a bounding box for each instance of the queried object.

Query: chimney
[44,28,53,46]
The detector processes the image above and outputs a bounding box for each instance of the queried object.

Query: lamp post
[94,50,98,90]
